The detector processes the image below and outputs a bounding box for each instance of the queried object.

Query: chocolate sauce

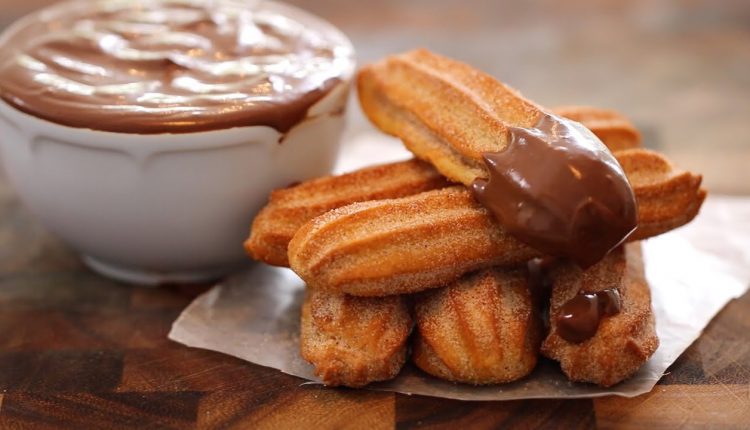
[0,0,354,134]
[527,257,557,332]
[556,288,621,343]
[471,113,637,268]
[527,257,556,306]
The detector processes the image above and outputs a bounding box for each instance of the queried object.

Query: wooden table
[1,0,749,428]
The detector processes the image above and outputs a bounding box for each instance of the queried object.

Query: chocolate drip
[556,288,621,343]
[471,113,637,268]
[527,257,557,332]
[527,257,556,306]
[0,0,353,134]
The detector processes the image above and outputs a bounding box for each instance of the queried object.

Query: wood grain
[0,0,749,428]
[595,385,750,429]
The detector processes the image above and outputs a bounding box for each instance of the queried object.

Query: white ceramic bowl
[0,76,351,285]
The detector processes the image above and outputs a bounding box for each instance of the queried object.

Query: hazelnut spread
[0,0,354,133]
[471,113,638,269]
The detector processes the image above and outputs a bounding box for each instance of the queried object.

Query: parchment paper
[169,136,750,400]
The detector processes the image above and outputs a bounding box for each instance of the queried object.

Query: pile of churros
[245,49,706,388]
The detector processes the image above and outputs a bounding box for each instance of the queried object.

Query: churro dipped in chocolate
[358,49,637,267]
[245,159,449,266]
[413,268,542,384]
[288,149,704,296]
[290,186,533,296]
[245,105,641,267]
[300,289,412,387]
[541,243,658,387]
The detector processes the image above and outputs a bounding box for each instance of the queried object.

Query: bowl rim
[0,0,356,152]
[0,78,350,155]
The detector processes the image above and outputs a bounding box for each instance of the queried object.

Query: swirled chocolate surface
[0,0,354,133]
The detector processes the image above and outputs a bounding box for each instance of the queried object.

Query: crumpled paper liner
[169,137,750,400]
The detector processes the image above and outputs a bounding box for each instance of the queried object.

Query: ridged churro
[245,159,449,266]
[358,48,539,185]
[300,289,412,387]
[618,149,706,240]
[541,243,659,387]
[358,49,640,267]
[553,105,641,151]
[290,186,535,296]
[357,53,641,179]
[413,268,542,384]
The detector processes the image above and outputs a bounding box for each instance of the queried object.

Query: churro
[245,159,449,266]
[553,105,641,151]
[358,49,639,267]
[300,289,412,387]
[413,268,542,384]
[541,243,658,387]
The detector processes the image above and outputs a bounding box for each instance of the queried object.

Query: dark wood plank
[395,396,595,430]
[0,350,123,392]
[196,387,393,430]
[594,385,750,430]
[118,346,294,393]
[1,392,202,430]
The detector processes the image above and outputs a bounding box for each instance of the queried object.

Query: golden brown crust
[618,149,707,240]
[244,159,449,266]
[288,150,705,296]
[358,49,541,185]
[300,289,412,387]
[553,105,631,122]
[541,243,659,387]
[413,269,542,384]
[358,50,643,186]
[552,105,642,151]
[289,186,538,296]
